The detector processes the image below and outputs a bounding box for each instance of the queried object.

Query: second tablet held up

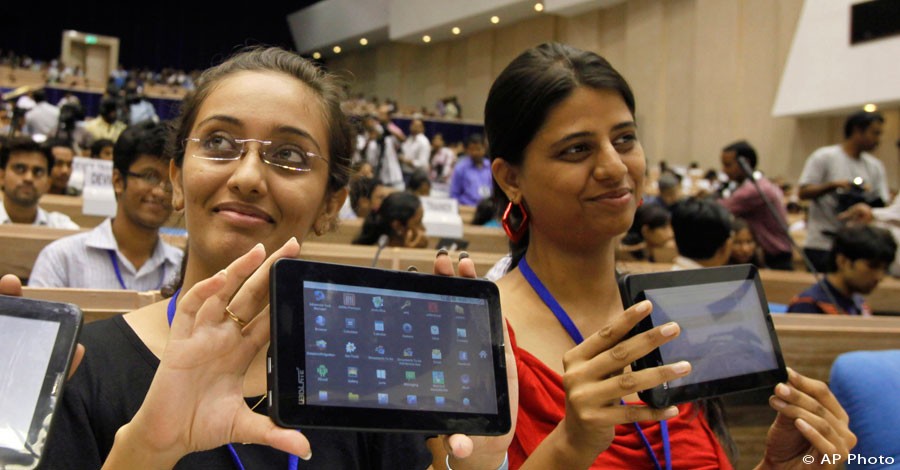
[619,265,787,408]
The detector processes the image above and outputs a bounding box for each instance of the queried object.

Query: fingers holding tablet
[0,274,23,296]
[432,249,476,279]
[566,300,654,365]
[766,369,855,457]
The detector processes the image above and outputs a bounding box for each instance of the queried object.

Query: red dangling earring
[637,197,644,208]
[502,200,529,243]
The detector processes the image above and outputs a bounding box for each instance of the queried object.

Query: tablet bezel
[0,295,82,465]
[269,259,511,435]
[618,264,787,408]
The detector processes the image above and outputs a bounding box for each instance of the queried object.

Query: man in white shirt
[839,138,900,277]
[401,118,431,176]
[0,137,79,229]
[29,121,183,290]
[23,90,60,137]
[798,111,889,272]
[364,115,404,190]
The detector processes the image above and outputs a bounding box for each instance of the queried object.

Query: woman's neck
[522,231,621,324]
[180,258,224,299]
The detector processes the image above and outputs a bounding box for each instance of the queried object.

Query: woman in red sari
[467,43,856,470]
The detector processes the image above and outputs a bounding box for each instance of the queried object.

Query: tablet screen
[644,279,779,388]
[299,281,498,414]
[0,316,60,451]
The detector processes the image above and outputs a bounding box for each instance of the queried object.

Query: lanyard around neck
[108,250,165,291]
[166,290,300,470]
[518,257,672,470]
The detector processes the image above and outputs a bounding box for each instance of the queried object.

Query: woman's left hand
[757,367,856,469]
[426,252,517,470]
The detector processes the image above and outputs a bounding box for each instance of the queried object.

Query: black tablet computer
[618,265,787,408]
[269,259,510,435]
[0,295,82,469]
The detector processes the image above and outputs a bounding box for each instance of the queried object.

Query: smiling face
[171,71,344,274]
[495,87,645,251]
[115,155,173,230]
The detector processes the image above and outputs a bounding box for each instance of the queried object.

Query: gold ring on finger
[225,306,248,328]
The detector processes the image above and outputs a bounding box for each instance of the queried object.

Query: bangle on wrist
[445,452,509,470]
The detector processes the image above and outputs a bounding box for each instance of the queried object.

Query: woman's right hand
[104,239,310,469]
[558,300,691,459]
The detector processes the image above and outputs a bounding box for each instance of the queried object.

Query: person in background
[620,202,674,262]
[838,138,900,277]
[0,136,79,228]
[23,89,59,136]
[363,114,404,190]
[471,197,500,227]
[670,197,733,269]
[798,111,889,272]
[351,160,374,179]
[29,121,182,289]
[406,168,431,197]
[429,132,456,183]
[84,97,128,143]
[788,225,896,315]
[353,191,427,248]
[728,217,767,268]
[337,161,377,219]
[90,138,115,160]
[655,171,683,211]
[44,139,76,195]
[400,118,431,178]
[52,102,92,154]
[719,140,793,270]
[449,133,492,206]
[347,176,376,219]
[127,92,160,125]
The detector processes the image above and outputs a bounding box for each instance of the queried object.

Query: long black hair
[485,42,635,271]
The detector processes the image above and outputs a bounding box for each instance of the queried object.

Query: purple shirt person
[449,134,492,206]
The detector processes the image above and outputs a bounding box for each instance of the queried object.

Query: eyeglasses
[127,171,174,193]
[186,134,325,172]
[9,163,47,178]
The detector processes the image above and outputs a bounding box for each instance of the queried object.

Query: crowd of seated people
[4,72,899,321]
[1,42,898,470]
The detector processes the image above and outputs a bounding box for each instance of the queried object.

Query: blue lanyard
[166,290,300,470]
[518,257,672,470]
[108,250,165,290]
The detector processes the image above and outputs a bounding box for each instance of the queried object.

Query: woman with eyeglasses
[457,43,855,469]
[40,47,485,469]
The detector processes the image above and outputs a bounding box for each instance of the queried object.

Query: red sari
[508,325,734,469]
